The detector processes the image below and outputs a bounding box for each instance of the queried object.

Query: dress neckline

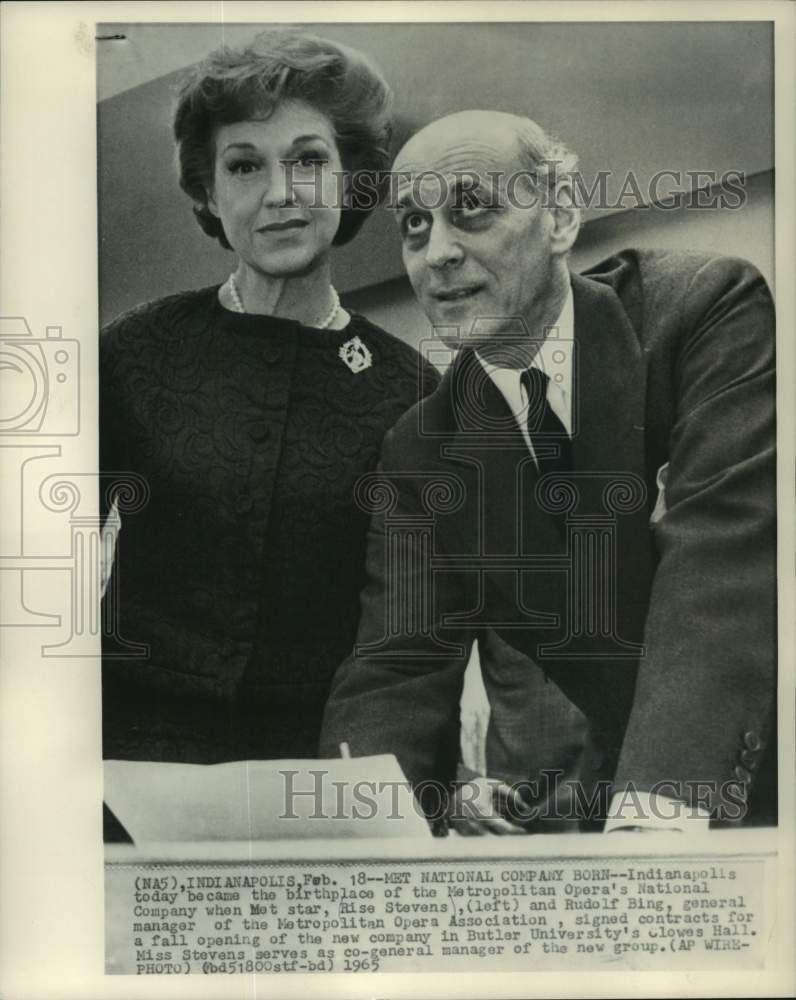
[210,285,353,337]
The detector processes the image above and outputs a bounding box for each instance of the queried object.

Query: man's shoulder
[578,249,772,348]
[580,247,766,299]
[379,370,454,469]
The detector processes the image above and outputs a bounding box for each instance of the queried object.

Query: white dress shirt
[476,285,708,833]
[476,287,574,464]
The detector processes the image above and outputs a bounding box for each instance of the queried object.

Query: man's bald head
[394,109,577,192]
[389,109,581,357]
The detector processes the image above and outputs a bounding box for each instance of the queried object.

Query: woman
[100,29,438,765]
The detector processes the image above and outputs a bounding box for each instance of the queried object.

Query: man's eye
[454,190,487,214]
[402,213,429,237]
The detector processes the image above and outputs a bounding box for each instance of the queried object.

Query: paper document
[104,755,431,843]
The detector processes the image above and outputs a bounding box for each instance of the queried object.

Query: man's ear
[549,178,580,255]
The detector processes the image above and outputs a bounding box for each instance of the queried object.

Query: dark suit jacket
[320,249,776,824]
[478,629,588,801]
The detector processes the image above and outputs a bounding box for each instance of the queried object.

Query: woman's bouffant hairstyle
[174,28,393,248]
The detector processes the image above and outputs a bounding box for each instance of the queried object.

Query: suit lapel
[427,275,655,665]
[429,349,567,629]
[434,348,558,547]
[437,278,651,545]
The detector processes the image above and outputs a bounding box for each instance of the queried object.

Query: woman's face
[207,99,344,277]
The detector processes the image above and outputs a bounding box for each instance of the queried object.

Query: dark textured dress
[100,286,438,764]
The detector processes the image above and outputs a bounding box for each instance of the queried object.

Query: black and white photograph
[0,3,794,999]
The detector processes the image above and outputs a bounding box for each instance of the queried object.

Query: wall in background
[98,21,773,326]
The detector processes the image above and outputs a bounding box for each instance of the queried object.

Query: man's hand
[448,776,537,836]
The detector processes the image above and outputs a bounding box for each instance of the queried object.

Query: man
[320,111,776,831]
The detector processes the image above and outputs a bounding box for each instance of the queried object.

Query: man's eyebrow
[451,176,485,197]
[450,174,502,208]
[391,172,484,212]
[393,189,417,212]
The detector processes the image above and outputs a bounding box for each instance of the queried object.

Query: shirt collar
[475,285,574,442]
[533,286,574,407]
[534,286,574,375]
[476,285,574,379]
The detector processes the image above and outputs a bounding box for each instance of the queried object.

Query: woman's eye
[228,160,259,176]
[295,151,329,167]
[402,213,429,238]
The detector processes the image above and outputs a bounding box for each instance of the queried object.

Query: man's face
[393,113,559,345]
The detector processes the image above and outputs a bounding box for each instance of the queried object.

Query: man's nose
[425,223,463,269]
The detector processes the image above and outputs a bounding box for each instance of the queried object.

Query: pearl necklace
[226,273,340,329]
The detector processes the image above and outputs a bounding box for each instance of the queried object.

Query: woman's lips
[257,219,309,233]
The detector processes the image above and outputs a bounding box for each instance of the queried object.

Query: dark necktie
[520,366,572,477]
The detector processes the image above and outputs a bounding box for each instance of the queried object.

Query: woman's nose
[261,163,298,207]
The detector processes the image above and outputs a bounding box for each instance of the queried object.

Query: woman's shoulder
[345,312,441,395]
[101,286,219,345]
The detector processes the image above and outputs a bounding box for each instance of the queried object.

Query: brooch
[338,336,373,374]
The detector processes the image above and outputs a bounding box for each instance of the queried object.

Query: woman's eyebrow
[221,134,330,150]
[220,142,258,153]
[291,133,330,146]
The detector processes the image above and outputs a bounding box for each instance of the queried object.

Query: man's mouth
[258,220,308,233]
[433,285,483,302]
